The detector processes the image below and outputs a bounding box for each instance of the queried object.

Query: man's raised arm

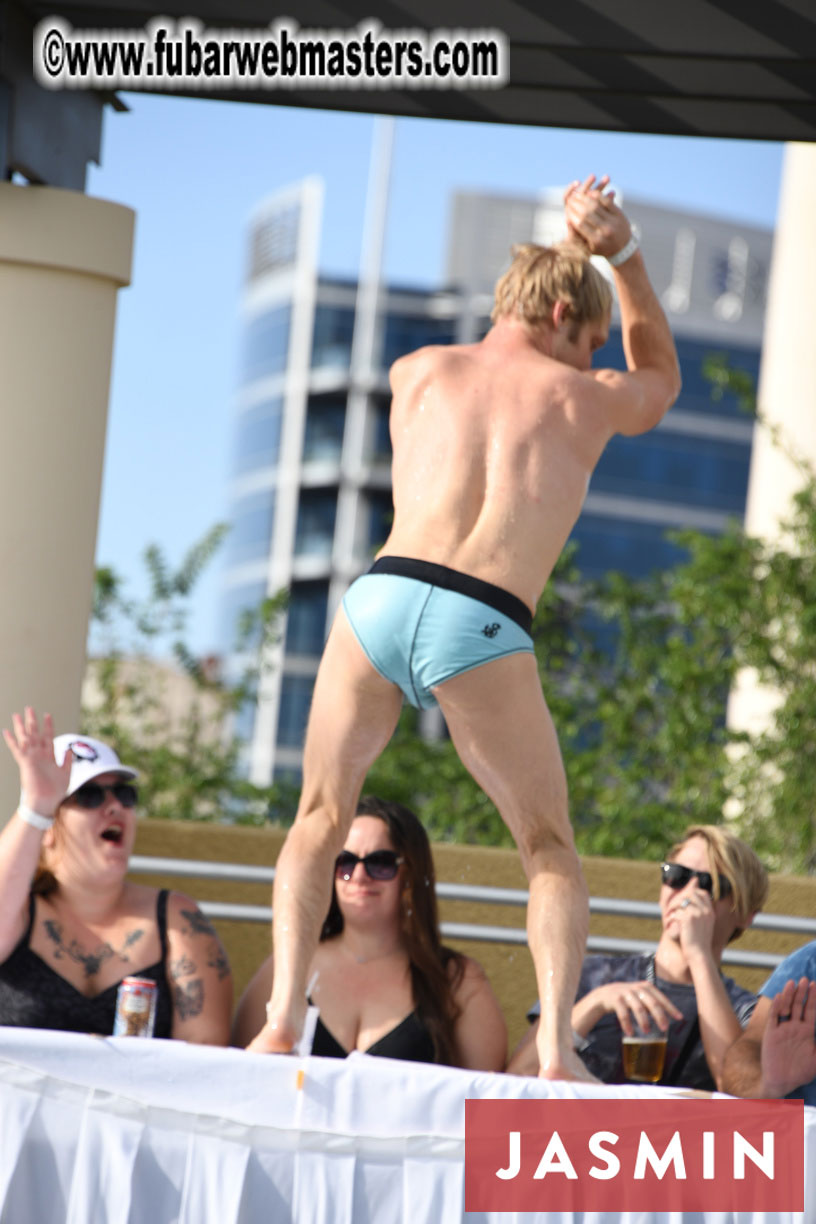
[565,174,681,436]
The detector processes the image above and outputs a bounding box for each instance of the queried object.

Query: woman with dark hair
[232,796,507,1068]
[0,708,233,1041]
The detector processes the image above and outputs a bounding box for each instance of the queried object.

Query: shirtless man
[249,174,681,1080]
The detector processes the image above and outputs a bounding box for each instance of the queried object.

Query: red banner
[465,1097,804,1212]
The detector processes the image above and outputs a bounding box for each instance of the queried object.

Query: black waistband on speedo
[368,556,533,636]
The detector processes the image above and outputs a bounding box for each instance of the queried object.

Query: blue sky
[86,93,784,654]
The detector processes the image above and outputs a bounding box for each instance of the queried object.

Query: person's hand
[760,977,816,1098]
[246,998,307,1055]
[2,708,72,816]
[564,173,632,259]
[580,979,683,1037]
[672,881,717,962]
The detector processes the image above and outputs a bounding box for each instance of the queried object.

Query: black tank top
[0,890,173,1037]
[311,1008,438,1063]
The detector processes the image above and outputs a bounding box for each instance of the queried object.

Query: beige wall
[728,142,816,738]
[0,184,134,823]
[132,820,816,1055]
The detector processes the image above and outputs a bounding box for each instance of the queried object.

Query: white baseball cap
[52,734,138,797]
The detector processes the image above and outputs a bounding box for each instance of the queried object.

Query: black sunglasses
[334,849,403,881]
[70,782,139,810]
[661,861,731,896]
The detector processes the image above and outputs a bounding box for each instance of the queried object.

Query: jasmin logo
[465,1099,803,1212]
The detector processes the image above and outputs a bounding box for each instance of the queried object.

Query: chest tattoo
[43,919,145,979]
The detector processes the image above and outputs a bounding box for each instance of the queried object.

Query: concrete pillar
[0,183,134,822]
[727,143,816,737]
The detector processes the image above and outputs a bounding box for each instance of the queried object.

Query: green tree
[84,524,294,823]
[367,364,816,872]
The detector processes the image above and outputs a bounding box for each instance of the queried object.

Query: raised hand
[564,173,632,259]
[674,881,717,960]
[761,977,816,1098]
[3,708,72,817]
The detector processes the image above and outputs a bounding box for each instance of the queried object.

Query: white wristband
[607,234,639,267]
[17,803,54,832]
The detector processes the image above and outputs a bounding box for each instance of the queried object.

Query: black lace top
[0,889,173,1037]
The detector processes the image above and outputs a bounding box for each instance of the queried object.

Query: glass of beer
[622,1021,668,1083]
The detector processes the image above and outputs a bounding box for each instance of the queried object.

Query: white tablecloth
[0,1028,812,1223]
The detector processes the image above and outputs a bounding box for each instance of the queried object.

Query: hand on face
[3,708,71,816]
[672,881,717,957]
[563,173,631,258]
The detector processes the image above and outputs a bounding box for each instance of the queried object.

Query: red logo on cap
[68,740,99,762]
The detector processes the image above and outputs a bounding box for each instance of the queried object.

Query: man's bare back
[382,329,617,612]
[249,175,681,1083]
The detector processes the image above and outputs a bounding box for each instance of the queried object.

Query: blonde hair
[667,825,769,942]
[491,241,613,331]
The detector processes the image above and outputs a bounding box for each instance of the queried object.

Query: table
[0,1029,812,1223]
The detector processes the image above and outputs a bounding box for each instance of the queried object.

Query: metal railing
[129,854,815,972]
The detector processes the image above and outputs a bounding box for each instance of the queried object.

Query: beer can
[113,976,158,1038]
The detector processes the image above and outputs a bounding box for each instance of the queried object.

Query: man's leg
[249,609,404,1053]
[433,651,592,1081]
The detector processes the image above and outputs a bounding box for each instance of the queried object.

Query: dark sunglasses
[334,849,403,881]
[70,782,139,810]
[661,861,731,896]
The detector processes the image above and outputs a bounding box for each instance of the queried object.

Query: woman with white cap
[0,707,233,1041]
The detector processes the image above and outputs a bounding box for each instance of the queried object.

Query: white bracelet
[607,234,639,267]
[16,803,54,832]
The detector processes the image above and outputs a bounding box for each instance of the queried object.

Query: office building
[221,180,772,783]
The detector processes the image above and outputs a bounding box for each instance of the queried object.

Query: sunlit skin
[508,835,756,1091]
[232,814,508,1067]
[327,817,406,949]
[0,708,233,1042]
[253,174,681,1083]
[46,771,138,891]
[659,836,738,957]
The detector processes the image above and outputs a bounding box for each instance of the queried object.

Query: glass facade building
[222,181,772,784]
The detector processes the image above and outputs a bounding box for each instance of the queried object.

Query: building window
[366,490,394,553]
[570,516,691,580]
[277,675,314,748]
[249,205,301,280]
[311,305,355,369]
[285,581,329,655]
[369,396,392,462]
[219,581,268,653]
[227,491,276,566]
[232,398,284,475]
[674,337,760,419]
[242,306,291,383]
[592,433,750,513]
[382,314,456,368]
[601,329,759,420]
[303,394,347,463]
[294,489,337,557]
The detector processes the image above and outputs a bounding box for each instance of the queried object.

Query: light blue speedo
[342,572,535,710]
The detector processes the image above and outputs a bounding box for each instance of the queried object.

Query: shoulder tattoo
[172,977,204,1020]
[180,907,217,938]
